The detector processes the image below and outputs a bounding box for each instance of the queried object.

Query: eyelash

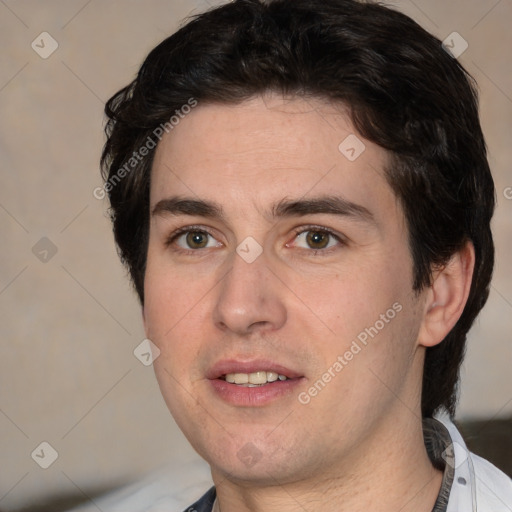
[290,225,345,255]
[165,225,213,253]
[165,224,345,256]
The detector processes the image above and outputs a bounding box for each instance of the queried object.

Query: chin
[200,435,316,487]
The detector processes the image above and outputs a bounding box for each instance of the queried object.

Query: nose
[212,247,287,336]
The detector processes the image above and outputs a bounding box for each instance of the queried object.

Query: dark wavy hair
[101,0,495,418]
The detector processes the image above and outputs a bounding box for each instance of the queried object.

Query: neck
[211,411,443,512]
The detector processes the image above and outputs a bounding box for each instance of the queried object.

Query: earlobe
[417,241,475,348]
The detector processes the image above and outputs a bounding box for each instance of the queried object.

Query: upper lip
[207,359,303,380]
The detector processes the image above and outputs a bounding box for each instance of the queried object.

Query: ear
[417,241,475,348]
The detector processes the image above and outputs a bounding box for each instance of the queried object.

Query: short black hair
[101,0,495,418]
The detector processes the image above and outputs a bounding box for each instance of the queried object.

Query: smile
[223,371,289,386]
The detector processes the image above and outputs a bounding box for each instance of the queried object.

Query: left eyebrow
[272,195,376,225]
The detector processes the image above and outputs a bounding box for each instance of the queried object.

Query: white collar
[434,408,512,511]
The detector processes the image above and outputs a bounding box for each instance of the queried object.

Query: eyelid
[165,225,222,249]
[291,224,346,241]
[288,224,347,251]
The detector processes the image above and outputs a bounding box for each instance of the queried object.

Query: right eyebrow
[152,197,226,221]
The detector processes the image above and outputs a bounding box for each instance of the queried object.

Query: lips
[207,359,303,380]
[207,359,305,406]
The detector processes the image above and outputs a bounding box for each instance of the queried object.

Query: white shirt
[434,409,512,511]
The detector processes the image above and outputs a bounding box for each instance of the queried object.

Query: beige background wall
[1,0,511,510]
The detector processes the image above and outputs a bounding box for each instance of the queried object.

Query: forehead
[150,94,395,219]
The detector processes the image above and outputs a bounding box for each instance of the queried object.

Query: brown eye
[170,229,221,251]
[306,231,330,249]
[186,231,209,248]
[291,228,341,253]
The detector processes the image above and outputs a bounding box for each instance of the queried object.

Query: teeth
[248,371,267,384]
[234,373,249,384]
[224,371,288,386]
[266,372,278,382]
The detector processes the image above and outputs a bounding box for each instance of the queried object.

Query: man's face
[144,95,427,485]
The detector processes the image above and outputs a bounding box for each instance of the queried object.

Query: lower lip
[209,378,304,407]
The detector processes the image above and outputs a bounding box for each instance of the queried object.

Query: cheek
[143,264,204,376]
[293,252,417,384]
[144,248,205,335]
[145,270,209,421]
[289,260,401,336]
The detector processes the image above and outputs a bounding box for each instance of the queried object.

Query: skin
[143,94,474,512]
